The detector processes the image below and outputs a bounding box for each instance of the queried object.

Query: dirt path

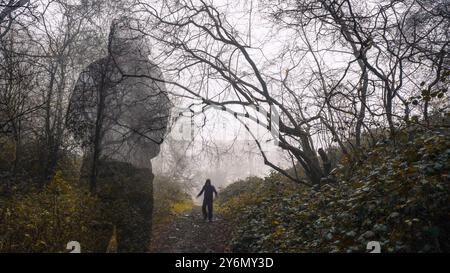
[149,206,232,253]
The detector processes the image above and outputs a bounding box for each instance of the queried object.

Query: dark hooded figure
[66,17,171,252]
[197,179,218,222]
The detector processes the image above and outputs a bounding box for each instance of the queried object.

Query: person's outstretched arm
[197,186,205,198]
[213,187,218,198]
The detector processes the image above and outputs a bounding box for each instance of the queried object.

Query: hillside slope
[218,128,450,253]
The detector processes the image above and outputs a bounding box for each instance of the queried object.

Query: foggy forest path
[149,206,232,253]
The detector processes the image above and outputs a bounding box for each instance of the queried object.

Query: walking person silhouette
[197,179,218,222]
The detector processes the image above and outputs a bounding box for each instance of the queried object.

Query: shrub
[220,128,450,253]
[0,171,101,252]
[153,175,193,221]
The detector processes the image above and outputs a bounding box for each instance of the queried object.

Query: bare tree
[129,0,330,185]
[0,0,31,38]
[129,0,448,187]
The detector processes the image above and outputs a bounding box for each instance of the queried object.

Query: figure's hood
[108,17,150,60]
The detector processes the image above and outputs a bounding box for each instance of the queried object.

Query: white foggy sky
[149,0,315,190]
[150,0,350,187]
[151,0,294,186]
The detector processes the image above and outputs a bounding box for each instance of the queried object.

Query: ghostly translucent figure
[67,17,170,168]
[66,17,171,252]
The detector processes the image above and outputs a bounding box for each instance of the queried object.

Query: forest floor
[149,206,232,253]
